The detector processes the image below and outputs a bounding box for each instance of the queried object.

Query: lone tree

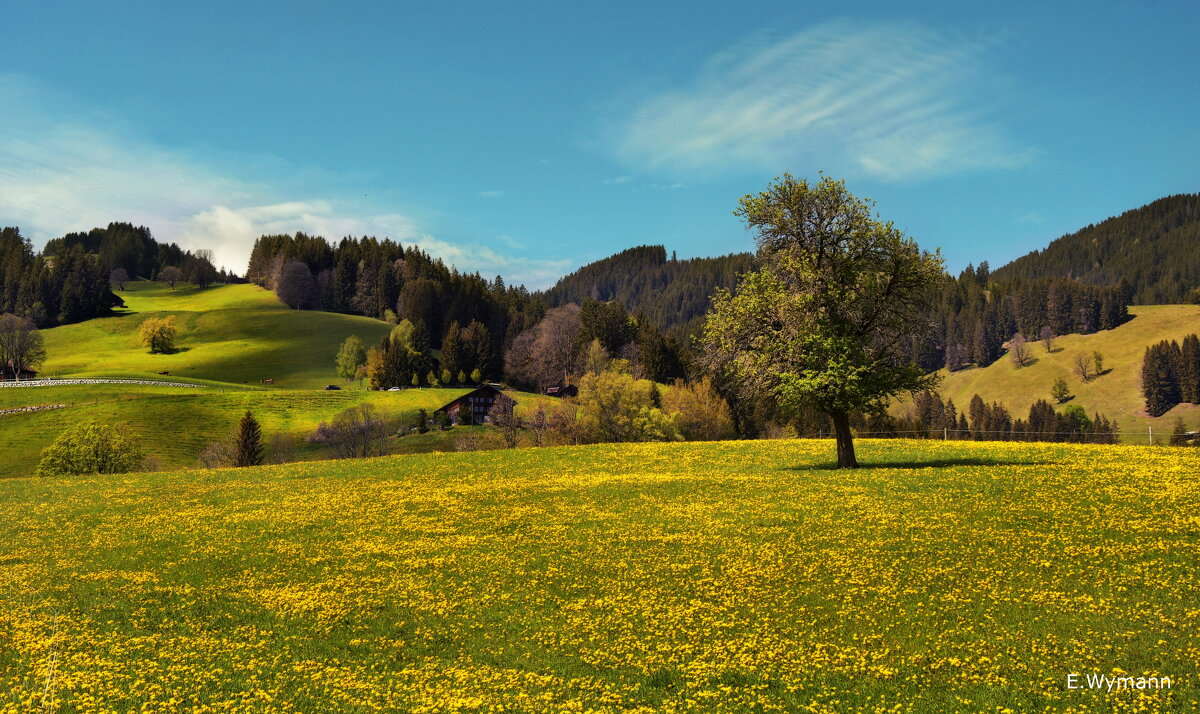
[702,173,944,468]
[233,410,264,467]
[1072,352,1092,382]
[139,316,177,353]
[1051,376,1072,403]
[36,421,143,477]
[0,313,46,381]
[158,266,183,289]
[1010,334,1032,368]
[110,268,129,290]
[1039,326,1056,353]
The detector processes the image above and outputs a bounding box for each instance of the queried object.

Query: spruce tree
[234,410,264,467]
[1181,334,1200,404]
[1142,342,1181,417]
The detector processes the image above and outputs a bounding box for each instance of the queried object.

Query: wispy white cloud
[602,175,635,185]
[0,74,567,288]
[612,21,1033,182]
[478,190,505,198]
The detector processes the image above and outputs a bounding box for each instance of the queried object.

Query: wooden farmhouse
[0,364,38,382]
[436,384,515,425]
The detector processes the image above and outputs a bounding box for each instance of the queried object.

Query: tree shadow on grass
[792,457,1055,471]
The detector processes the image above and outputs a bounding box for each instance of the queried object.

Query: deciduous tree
[158,266,183,289]
[138,316,177,354]
[702,174,944,468]
[0,313,46,380]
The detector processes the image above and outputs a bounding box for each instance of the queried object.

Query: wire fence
[794,427,1197,445]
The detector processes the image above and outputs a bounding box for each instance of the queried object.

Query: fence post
[1149,426,1153,446]
[944,427,947,441]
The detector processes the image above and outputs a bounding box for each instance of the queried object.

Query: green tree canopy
[36,421,143,477]
[336,335,368,380]
[702,173,945,468]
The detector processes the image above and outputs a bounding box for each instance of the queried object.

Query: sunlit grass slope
[911,305,1200,439]
[0,439,1195,711]
[0,384,553,478]
[39,281,394,388]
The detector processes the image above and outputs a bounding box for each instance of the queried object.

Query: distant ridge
[541,245,752,338]
[993,194,1200,303]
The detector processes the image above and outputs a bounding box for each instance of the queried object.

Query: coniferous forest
[992,193,1200,304]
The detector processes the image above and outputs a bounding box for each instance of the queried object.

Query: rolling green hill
[2,282,556,477]
[38,281,394,388]
[0,439,1195,710]
[0,381,554,478]
[906,304,1200,440]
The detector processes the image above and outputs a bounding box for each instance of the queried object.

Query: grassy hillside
[1,439,1196,711]
[39,281,394,388]
[911,304,1200,440]
[0,384,554,478]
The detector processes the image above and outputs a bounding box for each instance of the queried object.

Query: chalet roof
[435,384,515,412]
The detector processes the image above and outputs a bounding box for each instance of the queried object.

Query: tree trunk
[830,410,859,468]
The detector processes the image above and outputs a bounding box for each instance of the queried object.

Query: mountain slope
[541,245,752,338]
[913,304,1200,439]
[992,194,1200,303]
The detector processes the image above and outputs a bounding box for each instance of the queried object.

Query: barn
[436,384,516,425]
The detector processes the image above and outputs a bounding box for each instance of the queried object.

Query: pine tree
[234,411,264,467]
[1142,342,1181,417]
[1181,334,1200,404]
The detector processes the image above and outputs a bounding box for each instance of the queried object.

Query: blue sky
[2,1,1197,287]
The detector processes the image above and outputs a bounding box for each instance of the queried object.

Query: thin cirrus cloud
[0,74,568,288]
[613,21,1034,182]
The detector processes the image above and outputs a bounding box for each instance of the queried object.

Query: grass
[39,281,394,389]
[0,384,554,478]
[0,439,1196,711]
[907,305,1200,441]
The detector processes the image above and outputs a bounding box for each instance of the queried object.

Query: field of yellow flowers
[0,439,1196,712]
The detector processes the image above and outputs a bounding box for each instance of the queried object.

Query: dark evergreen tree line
[1141,334,1200,417]
[991,193,1200,304]
[910,263,1132,372]
[1,227,124,327]
[541,245,753,340]
[873,391,1119,443]
[42,222,233,286]
[246,232,544,378]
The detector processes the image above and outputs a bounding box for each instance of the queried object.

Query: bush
[36,422,144,477]
[310,404,390,458]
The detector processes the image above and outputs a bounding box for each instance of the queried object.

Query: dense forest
[1,226,123,327]
[43,222,235,286]
[245,234,691,387]
[245,232,546,379]
[992,193,1200,304]
[541,245,753,339]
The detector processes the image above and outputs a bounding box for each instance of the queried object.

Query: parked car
[323,384,341,391]
[387,387,402,392]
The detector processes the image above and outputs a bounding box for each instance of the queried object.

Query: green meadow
[0,439,1195,711]
[38,281,394,388]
